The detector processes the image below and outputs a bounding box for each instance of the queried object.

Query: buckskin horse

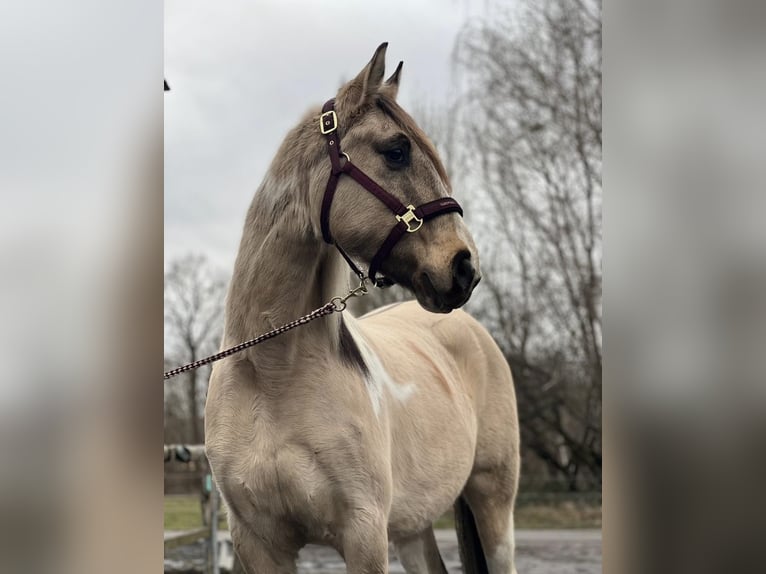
[205,43,520,574]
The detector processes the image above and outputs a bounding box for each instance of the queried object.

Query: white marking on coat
[344,317,416,416]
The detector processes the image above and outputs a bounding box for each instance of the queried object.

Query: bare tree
[164,254,227,445]
[164,357,191,444]
[452,0,602,489]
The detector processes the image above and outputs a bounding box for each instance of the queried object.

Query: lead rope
[163,279,369,380]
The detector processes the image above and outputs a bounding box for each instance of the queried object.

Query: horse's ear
[337,42,388,110]
[379,61,403,100]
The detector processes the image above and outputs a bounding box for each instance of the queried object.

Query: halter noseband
[319,98,463,287]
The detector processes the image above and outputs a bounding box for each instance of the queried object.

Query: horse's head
[314,43,480,313]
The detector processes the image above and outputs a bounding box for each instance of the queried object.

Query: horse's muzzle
[415,252,481,313]
[452,250,477,295]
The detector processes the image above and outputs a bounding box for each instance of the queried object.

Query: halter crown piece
[319,98,464,288]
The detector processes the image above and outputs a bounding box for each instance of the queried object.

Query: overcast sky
[164,0,486,272]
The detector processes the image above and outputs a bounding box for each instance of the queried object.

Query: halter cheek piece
[319,98,464,287]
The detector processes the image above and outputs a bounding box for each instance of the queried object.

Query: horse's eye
[377,137,410,168]
[384,148,406,164]
[383,147,409,169]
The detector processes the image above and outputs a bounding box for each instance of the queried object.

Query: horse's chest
[207,372,386,543]
[215,440,337,541]
[257,446,326,508]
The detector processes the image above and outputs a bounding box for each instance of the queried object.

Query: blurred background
[164,0,601,572]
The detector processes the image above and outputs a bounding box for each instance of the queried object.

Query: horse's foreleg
[341,507,389,574]
[229,517,298,574]
[394,527,448,574]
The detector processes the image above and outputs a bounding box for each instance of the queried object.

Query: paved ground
[165,529,601,573]
[296,530,601,574]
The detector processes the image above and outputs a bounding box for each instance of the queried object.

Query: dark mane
[375,94,451,187]
[339,317,369,377]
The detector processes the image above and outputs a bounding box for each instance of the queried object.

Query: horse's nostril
[452,250,475,292]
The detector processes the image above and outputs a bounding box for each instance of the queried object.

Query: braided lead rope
[163,303,336,380]
[163,279,369,381]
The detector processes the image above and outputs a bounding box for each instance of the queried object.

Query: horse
[205,43,520,574]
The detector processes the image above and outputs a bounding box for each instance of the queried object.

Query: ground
[296,529,601,574]
[164,529,602,573]
[164,494,602,573]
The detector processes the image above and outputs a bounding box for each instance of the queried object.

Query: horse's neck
[224,168,349,373]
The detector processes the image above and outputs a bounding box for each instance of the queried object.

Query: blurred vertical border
[0,1,163,573]
[606,0,766,573]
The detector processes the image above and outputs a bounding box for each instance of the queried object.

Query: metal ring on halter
[330,297,347,312]
[341,152,350,163]
[330,277,369,312]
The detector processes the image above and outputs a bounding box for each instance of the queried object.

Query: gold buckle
[396,205,423,233]
[319,110,337,134]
